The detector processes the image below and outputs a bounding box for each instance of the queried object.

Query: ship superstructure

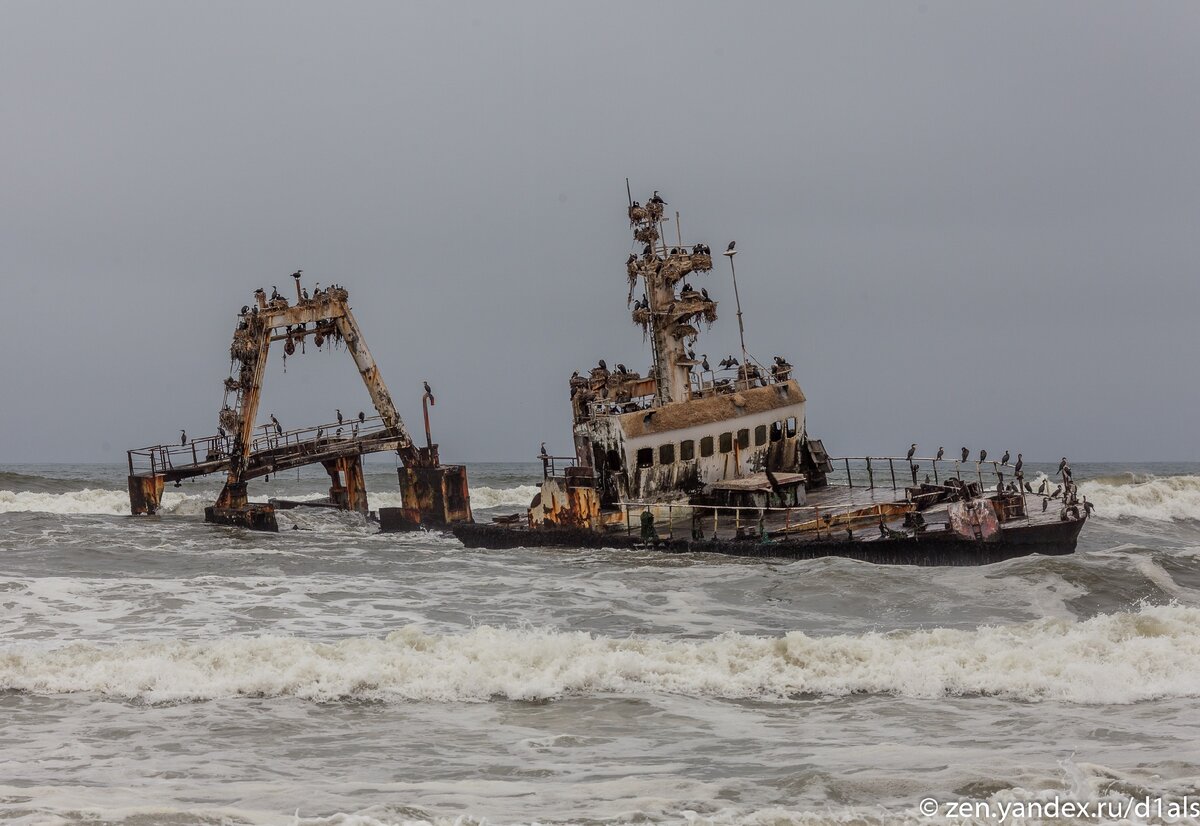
[531,189,830,529]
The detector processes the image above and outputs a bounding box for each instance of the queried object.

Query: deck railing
[825,455,1029,493]
[127,414,395,477]
[614,499,929,542]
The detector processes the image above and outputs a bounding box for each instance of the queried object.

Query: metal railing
[127,414,395,477]
[615,499,928,542]
[825,455,1029,493]
[539,454,579,479]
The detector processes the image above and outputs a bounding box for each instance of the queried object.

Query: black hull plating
[450,518,1085,566]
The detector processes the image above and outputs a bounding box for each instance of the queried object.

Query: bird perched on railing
[979,449,988,463]
[180,430,187,446]
[1001,450,1010,465]
[961,447,969,462]
[358,411,365,423]
[936,447,945,461]
[1014,454,1023,475]
[906,444,917,462]
[269,414,282,436]
[336,409,343,425]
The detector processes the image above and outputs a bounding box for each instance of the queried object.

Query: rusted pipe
[422,388,436,451]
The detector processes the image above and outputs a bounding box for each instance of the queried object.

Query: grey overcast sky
[2,1,1197,464]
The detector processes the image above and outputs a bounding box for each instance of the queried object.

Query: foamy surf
[1078,474,1200,522]
[0,484,537,516]
[2,603,1197,705]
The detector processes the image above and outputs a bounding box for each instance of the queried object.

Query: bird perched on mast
[724,241,737,255]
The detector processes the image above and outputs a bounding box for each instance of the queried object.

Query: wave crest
[1079,474,1200,522]
[0,484,538,516]
[3,604,1198,705]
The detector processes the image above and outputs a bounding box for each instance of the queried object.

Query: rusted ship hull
[450,516,1084,567]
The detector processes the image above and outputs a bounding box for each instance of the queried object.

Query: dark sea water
[2,460,1200,825]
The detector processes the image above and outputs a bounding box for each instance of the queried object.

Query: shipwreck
[451,187,1090,565]
[126,274,472,532]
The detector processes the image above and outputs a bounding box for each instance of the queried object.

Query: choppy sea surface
[2,460,1200,825]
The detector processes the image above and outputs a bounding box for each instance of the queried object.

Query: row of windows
[635,417,798,469]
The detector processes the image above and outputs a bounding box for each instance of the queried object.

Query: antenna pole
[727,253,749,389]
[626,178,633,208]
[676,211,682,248]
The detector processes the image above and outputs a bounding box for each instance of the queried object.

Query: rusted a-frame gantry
[126,277,472,532]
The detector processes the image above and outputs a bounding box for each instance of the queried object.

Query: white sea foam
[0,484,538,516]
[1078,474,1200,522]
[2,603,1198,705]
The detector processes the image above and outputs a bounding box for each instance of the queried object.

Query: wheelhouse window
[719,432,733,454]
[636,447,653,468]
[754,425,767,446]
[786,417,798,438]
[680,439,695,461]
[770,422,783,442]
[737,429,750,449]
[659,443,675,465]
[700,436,714,457]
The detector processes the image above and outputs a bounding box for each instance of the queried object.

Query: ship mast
[626,184,717,405]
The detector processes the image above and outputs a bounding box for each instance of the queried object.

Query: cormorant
[1050,485,1062,499]
[598,359,607,370]
[906,443,917,461]
[1042,497,1049,512]
[979,449,987,463]
[1057,457,1068,475]
[650,191,666,205]
[616,364,627,374]
[1001,450,1010,465]
[302,288,309,300]
[424,380,433,395]
[936,447,945,461]
[701,355,711,371]
[316,427,324,439]
[539,442,548,458]
[1014,454,1023,474]
[961,447,969,462]
[1024,481,1033,493]
[336,409,343,425]
[180,430,187,446]
[1037,479,1047,495]
[701,287,710,300]
[1083,498,1095,516]
[358,411,365,423]
[292,270,302,280]
[270,414,281,436]
[270,286,280,300]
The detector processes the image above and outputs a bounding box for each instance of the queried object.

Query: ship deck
[611,484,1073,544]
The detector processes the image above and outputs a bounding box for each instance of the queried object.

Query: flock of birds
[900,445,1091,516]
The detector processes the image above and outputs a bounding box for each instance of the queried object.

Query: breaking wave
[1078,474,1200,522]
[367,485,536,511]
[0,484,539,516]
[3,603,1198,705]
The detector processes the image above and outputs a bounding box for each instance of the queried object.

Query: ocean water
[2,460,1200,825]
